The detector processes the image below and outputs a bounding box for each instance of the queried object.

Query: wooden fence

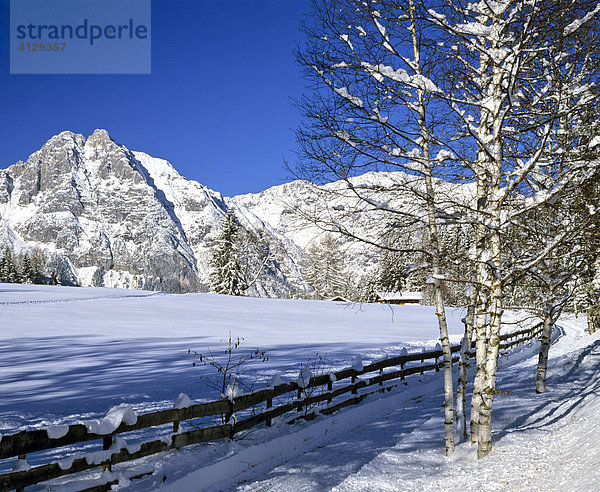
[0,324,542,492]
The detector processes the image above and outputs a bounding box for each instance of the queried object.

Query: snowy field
[0,283,470,434]
[2,284,596,491]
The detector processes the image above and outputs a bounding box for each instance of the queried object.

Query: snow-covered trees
[209,210,274,296]
[358,250,407,302]
[512,174,600,392]
[0,247,18,283]
[30,248,45,284]
[210,211,248,296]
[427,0,600,456]
[0,246,45,284]
[302,234,351,299]
[375,251,406,293]
[587,286,600,334]
[293,0,468,455]
[295,0,600,458]
[19,254,35,284]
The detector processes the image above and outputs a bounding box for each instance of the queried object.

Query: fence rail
[0,323,542,492]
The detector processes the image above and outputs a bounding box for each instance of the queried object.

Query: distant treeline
[0,246,63,285]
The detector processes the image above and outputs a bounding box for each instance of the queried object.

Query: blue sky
[0,0,311,196]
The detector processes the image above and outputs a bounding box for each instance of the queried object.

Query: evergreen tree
[375,252,406,293]
[302,234,350,299]
[49,269,59,286]
[0,248,6,283]
[19,254,35,284]
[30,247,45,284]
[0,247,17,283]
[358,272,379,303]
[209,211,247,296]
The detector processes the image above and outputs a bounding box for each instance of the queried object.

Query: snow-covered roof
[376,291,423,300]
[328,296,350,302]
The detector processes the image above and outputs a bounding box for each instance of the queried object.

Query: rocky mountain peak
[43,131,86,151]
[87,128,112,144]
[0,130,310,296]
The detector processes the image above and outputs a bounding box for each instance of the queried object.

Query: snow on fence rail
[0,324,542,492]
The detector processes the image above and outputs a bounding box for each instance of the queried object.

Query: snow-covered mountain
[0,130,311,295]
[1,130,466,296]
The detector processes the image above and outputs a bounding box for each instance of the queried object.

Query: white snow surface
[351,355,363,372]
[0,283,472,433]
[224,381,241,400]
[46,424,69,440]
[296,365,312,389]
[85,405,137,435]
[146,315,600,492]
[2,284,597,491]
[173,393,192,409]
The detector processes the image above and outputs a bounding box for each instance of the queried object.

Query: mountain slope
[0,130,468,296]
[0,130,306,295]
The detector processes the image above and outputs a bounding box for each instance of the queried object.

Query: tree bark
[470,186,489,446]
[588,308,599,335]
[477,281,502,458]
[432,274,455,456]
[470,37,493,446]
[535,309,554,393]
[408,0,454,455]
[457,292,474,442]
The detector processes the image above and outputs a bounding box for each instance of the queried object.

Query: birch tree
[456,284,475,441]
[427,0,600,457]
[294,0,469,455]
[295,0,600,459]
[508,174,600,392]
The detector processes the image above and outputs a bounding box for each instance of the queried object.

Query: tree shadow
[493,338,600,441]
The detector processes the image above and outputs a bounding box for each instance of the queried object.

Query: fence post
[327,380,333,404]
[16,454,26,492]
[351,371,357,395]
[225,399,235,439]
[379,368,383,386]
[102,436,112,472]
[266,393,273,427]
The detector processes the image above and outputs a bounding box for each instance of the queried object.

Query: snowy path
[332,318,600,491]
[0,284,164,305]
[215,315,600,492]
[233,385,441,492]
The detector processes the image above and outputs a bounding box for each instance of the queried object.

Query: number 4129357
[17,42,66,52]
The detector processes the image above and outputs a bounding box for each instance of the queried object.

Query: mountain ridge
[1,129,454,297]
[0,130,316,296]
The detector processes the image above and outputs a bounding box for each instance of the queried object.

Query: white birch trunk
[456,291,475,442]
[470,176,489,446]
[432,272,455,456]
[408,0,454,455]
[477,205,503,458]
[477,285,502,458]
[535,309,554,393]
[470,39,492,445]
[476,49,504,458]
